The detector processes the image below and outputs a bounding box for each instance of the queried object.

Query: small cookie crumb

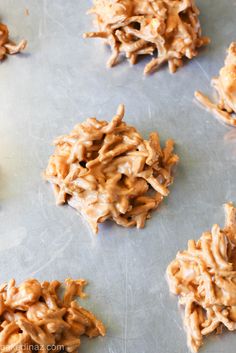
[0,22,27,61]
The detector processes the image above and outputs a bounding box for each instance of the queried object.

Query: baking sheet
[0,1,236,352]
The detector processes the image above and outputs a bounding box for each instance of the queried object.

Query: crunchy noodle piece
[83,0,209,74]
[44,104,178,233]
[195,42,236,127]
[166,203,236,352]
[0,278,105,353]
[0,22,26,61]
